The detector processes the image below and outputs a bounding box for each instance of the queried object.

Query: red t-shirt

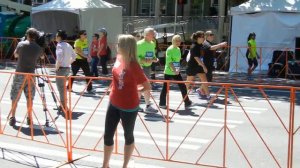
[110,55,148,110]
[90,40,99,57]
[99,36,107,56]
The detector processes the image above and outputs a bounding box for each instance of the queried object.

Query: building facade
[105,0,248,16]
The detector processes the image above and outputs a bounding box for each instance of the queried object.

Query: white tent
[229,0,300,72]
[31,0,122,45]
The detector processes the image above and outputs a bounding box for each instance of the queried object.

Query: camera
[21,30,52,49]
[36,31,53,49]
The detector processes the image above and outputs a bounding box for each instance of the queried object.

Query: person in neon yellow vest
[247,32,258,76]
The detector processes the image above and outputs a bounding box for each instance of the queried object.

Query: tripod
[36,59,60,127]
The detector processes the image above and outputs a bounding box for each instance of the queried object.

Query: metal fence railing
[122,16,227,38]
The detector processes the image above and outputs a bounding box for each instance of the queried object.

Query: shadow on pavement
[12,124,63,136]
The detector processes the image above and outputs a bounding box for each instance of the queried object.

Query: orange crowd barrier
[0,37,19,60]
[0,71,299,167]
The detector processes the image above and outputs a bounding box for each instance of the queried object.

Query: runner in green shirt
[69,30,93,92]
[137,38,157,67]
[159,35,192,108]
[137,27,159,113]
[247,32,258,78]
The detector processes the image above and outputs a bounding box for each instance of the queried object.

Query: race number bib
[200,56,204,62]
[172,62,180,72]
[83,48,89,56]
[145,51,154,59]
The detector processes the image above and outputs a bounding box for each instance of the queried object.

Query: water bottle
[213,58,217,69]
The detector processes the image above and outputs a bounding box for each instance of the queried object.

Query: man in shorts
[9,28,43,126]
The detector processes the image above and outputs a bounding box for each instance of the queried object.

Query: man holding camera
[9,28,43,126]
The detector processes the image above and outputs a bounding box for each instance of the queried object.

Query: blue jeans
[91,56,99,77]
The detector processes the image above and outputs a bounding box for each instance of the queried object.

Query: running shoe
[196,88,207,99]
[184,100,193,108]
[9,117,16,126]
[206,95,217,104]
[144,105,158,114]
[159,105,167,109]
[137,106,144,112]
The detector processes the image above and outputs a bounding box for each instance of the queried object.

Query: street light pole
[218,0,226,42]
[174,0,178,34]
[155,0,161,24]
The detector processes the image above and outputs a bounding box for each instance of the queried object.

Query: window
[191,0,205,16]
[138,0,155,16]
[211,0,218,7]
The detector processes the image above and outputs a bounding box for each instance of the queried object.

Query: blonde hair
[172,35,181,46]
[205,30,214,38]
[117,34,138,68]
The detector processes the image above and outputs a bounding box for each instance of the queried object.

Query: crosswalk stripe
[1,97,263,119]
[50,121,210,144]
[141,117,236,128]
[0,141,165,168]
[0,147,61,167]
[1,106,239,129]
[1,117,206,150]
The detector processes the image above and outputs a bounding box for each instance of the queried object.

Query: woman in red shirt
[102,34,151,168]
[97,28,109,75]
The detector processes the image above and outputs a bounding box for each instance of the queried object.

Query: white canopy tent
[229,0,300,72]
[31,0,122,44]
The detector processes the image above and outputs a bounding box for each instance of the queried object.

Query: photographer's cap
[98,28,107,33]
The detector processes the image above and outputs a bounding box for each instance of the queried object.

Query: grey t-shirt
[15,40,43,73]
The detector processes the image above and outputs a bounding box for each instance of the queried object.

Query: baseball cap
[98,28,107,33]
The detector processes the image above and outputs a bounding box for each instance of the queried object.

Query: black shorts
[247,57,258,67]
[186,66,204,76]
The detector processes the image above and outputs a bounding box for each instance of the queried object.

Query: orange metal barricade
[228,46,300,79]
[0,70,299,167]
[0,72,71,160]
[0,37,19,60]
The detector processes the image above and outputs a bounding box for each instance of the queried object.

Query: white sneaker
[206,95,217,104]
[137,106,144,112]
[144,105,158,114]
[159,105,167,109]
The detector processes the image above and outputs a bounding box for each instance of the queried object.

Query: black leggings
[100,55,108,75]
[70,59,93,90]
[104,103,138,146]
[159,74,190,106]
[247,57,258,68]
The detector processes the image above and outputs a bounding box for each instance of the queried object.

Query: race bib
[145,51,154,59]
[83,48,89,56]
[172,62,180,72]
[200,56,204,62]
